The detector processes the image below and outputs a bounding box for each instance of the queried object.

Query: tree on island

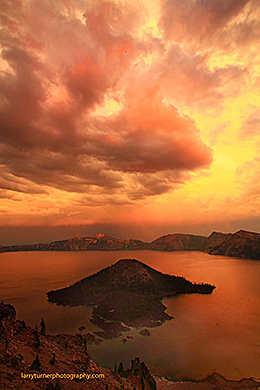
[40,318,46,335]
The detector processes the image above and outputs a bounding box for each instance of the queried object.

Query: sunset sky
[0,0,260,244]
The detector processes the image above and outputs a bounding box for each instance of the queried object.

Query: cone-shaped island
[47,259,216,336]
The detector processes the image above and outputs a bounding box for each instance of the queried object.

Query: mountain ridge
[0,229,259,260]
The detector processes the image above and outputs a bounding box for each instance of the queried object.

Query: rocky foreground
[0,302,156,390]
[1,230,260,260]
[1,302,259,390]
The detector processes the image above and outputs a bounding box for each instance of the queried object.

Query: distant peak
[112,259,146,268]
[91,233,105,239]
[111,259,152,273]
[114,258,141,266]
[91,233,115,240]
[235,229,259,236]
[208,231,225,237]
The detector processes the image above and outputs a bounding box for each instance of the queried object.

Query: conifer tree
[49,353,56,365]
[30,354,41,371]
[141,373,145,390]
[40,318,46,335]
[34,325,40,349]
[118,362,124,375]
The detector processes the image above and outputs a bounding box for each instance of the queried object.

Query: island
[47,259,215,337]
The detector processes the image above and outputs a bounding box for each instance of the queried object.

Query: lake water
[1,250,260,380]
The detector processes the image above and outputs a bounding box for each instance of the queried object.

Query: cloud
[0,0,213,204]
[240,109,260,139]
[0,84,212,200]
[125,170,191,200]
[87,86,212,173]
[236,156,260,212]
[150,46,247,108]
[159,0,260,53]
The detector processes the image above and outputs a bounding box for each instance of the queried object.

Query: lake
[1,250,260,380]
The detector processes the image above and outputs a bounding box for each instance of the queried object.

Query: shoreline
[1,301,259,390]
[155,373,260,389]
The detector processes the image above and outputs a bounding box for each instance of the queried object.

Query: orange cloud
[0,0,259,234]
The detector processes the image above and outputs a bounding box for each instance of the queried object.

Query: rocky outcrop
[0,302,157,390]
[0,301,16,324]
[0,301,17,339]
[117,357,156,390]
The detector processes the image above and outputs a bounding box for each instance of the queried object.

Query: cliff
[204,231,231,249]
[207,230,260,260]
[149,233,207,251]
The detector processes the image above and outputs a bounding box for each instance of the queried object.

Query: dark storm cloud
[0,0,213,202]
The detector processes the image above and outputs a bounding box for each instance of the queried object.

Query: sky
[0,0,260,244]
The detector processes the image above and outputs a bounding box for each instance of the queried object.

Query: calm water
[1,250,260,380]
